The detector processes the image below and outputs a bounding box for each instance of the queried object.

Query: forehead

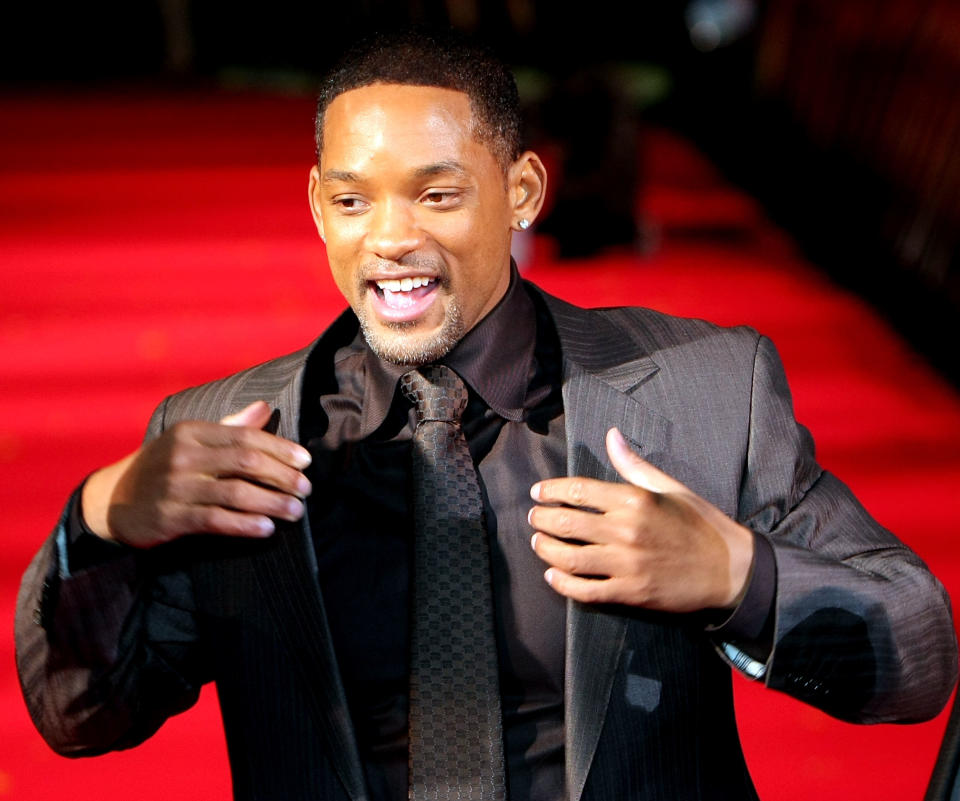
[320,84,493,171]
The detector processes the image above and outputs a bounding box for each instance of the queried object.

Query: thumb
[605,427,676,493]
[220,400,273,428]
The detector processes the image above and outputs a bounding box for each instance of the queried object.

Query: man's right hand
[80,401,312,548]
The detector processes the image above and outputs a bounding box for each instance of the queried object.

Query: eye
[331,195,368,214]
[420,189,461,209]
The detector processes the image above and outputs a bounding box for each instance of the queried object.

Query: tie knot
[400,365,468,424]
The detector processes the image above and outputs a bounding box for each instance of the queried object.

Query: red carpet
[2,88,959,800]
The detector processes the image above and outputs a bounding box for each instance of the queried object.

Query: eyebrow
[321,169,362,184]
[413,161,470,180]
[321,161,470,185]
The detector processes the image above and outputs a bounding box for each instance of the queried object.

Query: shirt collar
[356,264,536,436]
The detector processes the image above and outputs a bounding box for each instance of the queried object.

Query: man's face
[310,84,515,365]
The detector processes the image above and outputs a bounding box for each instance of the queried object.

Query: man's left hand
[529,428,754,613]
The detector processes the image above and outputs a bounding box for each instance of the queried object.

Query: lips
[368,275,439,321]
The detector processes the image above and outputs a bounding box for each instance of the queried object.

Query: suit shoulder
[602,304,759,348]
[602,308,765,386]
[160,340,318,425]
[534,285,762,366]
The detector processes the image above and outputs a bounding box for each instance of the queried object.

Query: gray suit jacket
[16,286,958,800]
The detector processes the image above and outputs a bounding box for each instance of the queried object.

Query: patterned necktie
[400,365,506,801]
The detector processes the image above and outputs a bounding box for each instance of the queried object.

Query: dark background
[2,0,957,383]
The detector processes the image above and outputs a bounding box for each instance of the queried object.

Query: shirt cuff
[707,531,777,643]
[60,481,131,576]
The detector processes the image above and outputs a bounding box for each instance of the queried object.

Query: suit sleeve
[726,335,957,723]
[14,398,209,756]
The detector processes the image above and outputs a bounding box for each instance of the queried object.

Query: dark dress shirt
[298,272,568,801]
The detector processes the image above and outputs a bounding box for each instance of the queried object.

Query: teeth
[376,276,433,293]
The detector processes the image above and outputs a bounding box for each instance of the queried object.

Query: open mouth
[368,275,439,321]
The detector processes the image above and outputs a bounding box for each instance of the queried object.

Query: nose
[365,198,424,261]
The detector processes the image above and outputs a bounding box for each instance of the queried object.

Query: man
[16,28,958,801]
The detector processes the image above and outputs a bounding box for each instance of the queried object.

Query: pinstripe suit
[16,284,957,800]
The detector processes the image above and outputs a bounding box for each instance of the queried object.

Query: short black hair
[314,27,521,169]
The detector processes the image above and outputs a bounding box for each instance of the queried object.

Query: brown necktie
[400,365,506,801]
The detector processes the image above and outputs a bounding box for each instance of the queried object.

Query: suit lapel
[543,291,670,801]
[256,515,368,801]
[237,321,370,801]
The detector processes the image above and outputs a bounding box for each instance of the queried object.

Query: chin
[359,307,465,366]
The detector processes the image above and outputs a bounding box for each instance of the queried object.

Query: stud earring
[517,219,530,230]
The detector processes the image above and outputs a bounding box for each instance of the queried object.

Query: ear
[507,151,547,232]
[307,164,326,242]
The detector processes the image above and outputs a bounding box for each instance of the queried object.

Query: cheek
[421,212,473,247]
[434,214,502,264]
[324,246,360,301]
[322,224,365,283]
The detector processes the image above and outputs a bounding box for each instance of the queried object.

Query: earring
[517,219,530,230]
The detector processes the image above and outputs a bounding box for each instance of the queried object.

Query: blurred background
[2,0,958,381]
[2,2,959,800]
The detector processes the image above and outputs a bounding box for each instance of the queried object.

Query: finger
[175,503,277,539]
[541,567,617,605]
[220,400,272,428]
[200,477,306,522]
[605,427,683,494]
[190,420,312,471]
[528,503,625,545]
[531,532,622,577]
[530,473,642,513]
[204,445,312,499]
[543,567,672,610]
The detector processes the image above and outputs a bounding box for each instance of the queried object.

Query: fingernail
[527,507,535,526]
[257,517,275,536]
[297,476,313,496]
[293,448,312,468]
[530,482,541,501]
[287,499,304,519]
[530,533,538,550]
[544,568,554,585]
